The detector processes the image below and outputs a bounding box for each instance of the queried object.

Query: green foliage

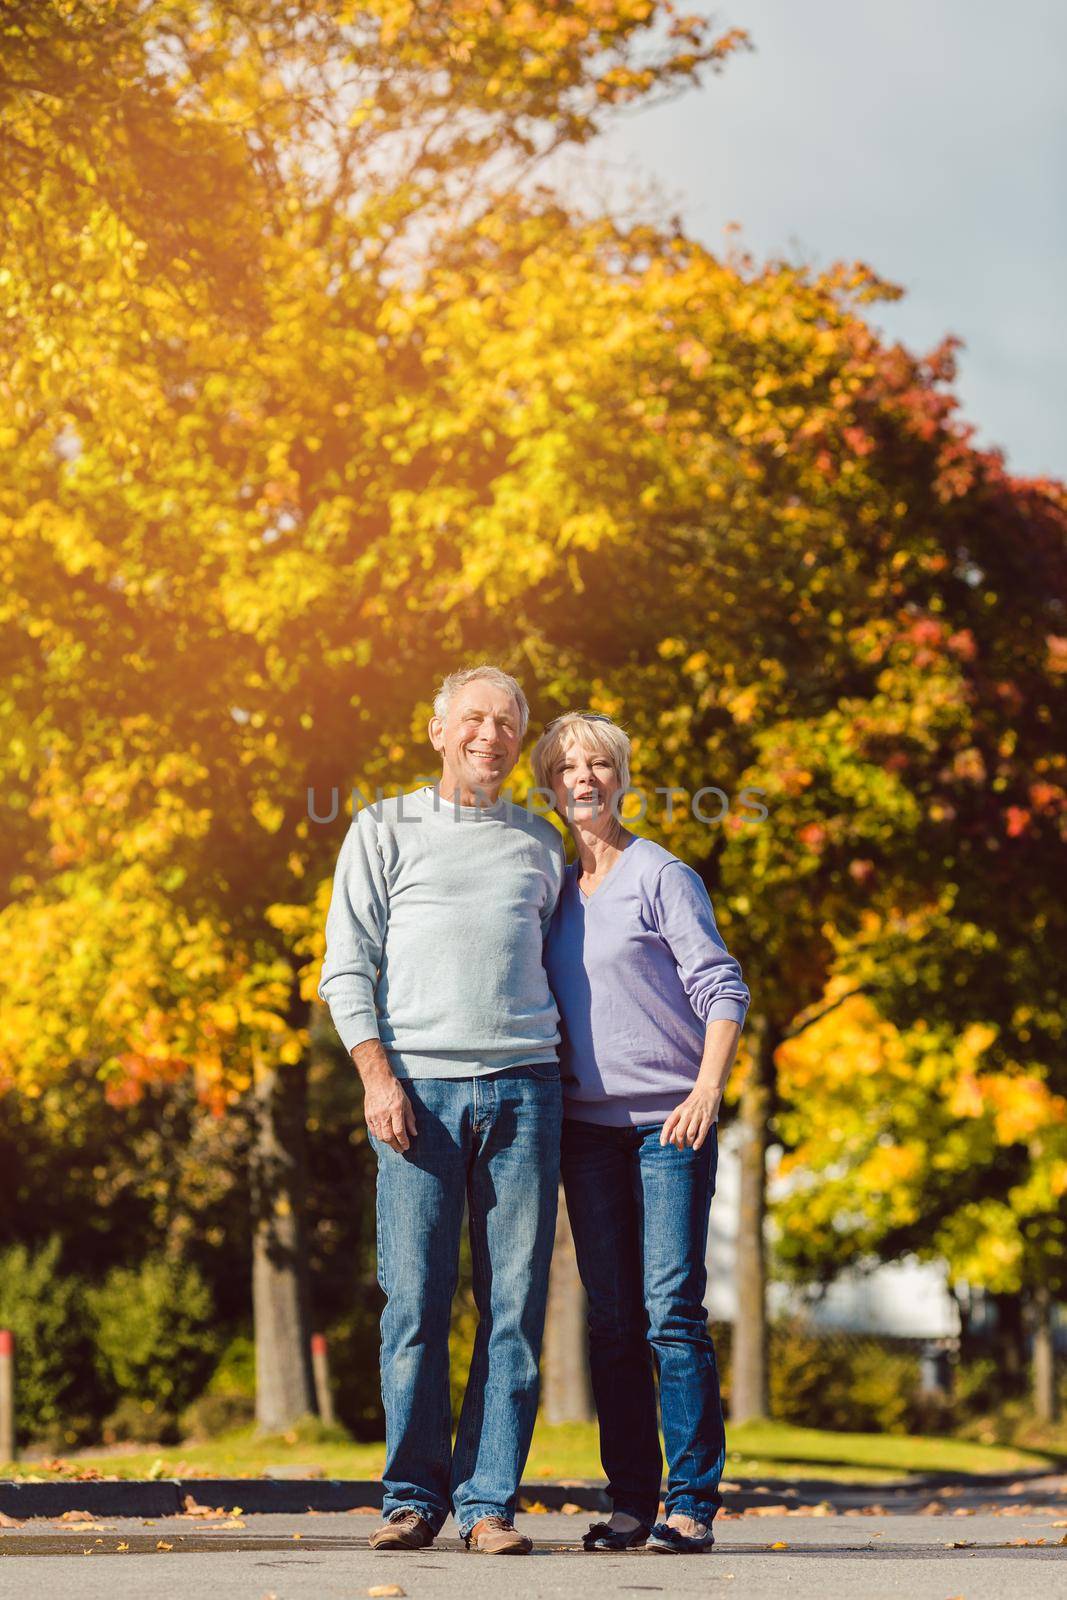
[0,1238,96,1447]
[101,1395,180,1446]
[86,1258,221,1414]
[179,1391,255,1441]
[766,1321,921,1435]
[449,1297,480,1426]
[205,1333,257,1399]
[953,1355,1002,1416]
[323,1303,386,1441]
[179,1331,257,1438]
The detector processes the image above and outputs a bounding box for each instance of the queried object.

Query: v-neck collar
[573,836,643,904]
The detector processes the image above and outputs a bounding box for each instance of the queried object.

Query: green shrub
[449,1292,479,1425]
[324,1297,386,1440]
[86,1258,220,1414]
[179,1391,255,1440]
[845,1342,919,1435]
[204,1333,256,1398]
[101,1395,180,1446]
[954,1356,1000,1416]
[768,1320,848,1429]
[0,1237,97,1448]
[768,1320,921,1434]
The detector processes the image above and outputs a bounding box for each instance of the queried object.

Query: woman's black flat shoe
[646,1519,716,1553]
[582,1519,652,1551]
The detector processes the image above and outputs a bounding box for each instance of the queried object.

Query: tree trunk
[251,1052,316,1432]
[731,1014,778,1424]
[541,1182,594,1423]
[1031,1286,1057,1424]
[991,1291,1027,1396]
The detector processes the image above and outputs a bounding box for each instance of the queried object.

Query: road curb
[0,1477,610,1519]
[0,1466,1054,1521]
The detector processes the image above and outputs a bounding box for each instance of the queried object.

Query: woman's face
[550,735,621,826]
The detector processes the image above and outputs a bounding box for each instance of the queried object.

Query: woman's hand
[660,1084,723,1151]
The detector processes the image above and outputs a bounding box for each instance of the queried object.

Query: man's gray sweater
[318,784,566,1077]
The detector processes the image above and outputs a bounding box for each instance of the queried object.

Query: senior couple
[318,665,750,1556]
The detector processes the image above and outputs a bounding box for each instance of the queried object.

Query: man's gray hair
[432,665,530,739]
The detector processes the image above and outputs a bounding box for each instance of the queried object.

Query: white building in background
[704,1128,960,1340]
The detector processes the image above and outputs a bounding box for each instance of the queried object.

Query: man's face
[428,680,523,800]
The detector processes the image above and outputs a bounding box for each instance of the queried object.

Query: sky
[560,0,1065,480]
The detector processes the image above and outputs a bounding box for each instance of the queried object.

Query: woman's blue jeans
[371,1064,561,1536]
[561,1118,726,1526]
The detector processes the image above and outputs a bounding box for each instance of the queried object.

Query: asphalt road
[3,1509,1066,1600]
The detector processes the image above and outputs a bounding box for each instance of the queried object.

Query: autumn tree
[0,0,749,1429]
[380,204,1066,1416]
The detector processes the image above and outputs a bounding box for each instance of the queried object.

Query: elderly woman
[532,711,749,1556]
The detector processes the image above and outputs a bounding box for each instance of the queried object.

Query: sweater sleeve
[317,809,389,1053]
[649,860,750,1028]
[540,829,567,939]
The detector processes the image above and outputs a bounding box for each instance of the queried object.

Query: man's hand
[351,1040,417,1153]
[660,1083,722,1152]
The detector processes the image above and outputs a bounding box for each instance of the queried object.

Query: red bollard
[310,1332,335,1428]
[0,1329,14,1465]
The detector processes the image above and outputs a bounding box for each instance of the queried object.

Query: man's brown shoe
[368,1509,435,1550]
[465,1515,532,1555]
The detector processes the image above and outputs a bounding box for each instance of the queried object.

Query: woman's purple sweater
[543,836,750,1126]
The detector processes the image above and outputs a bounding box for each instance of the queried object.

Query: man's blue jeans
[371,1065,561,1535]
[561,1118,726,1526]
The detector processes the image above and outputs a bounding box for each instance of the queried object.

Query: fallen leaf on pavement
[769,1539,788,1549]
[520,1499,548,1513]
[182,1495,216,1517]
[348,1505,380,1515]
[560,1503,582,1515]
[60,1510,95,1522]
[0,1511,24,1527]
[116,1541,129,1552]
[367,1587,406,1598]
[156,1540,174,1551]
[745,1505,792,1516]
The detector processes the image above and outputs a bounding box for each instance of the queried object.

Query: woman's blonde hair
[531,710,631,796]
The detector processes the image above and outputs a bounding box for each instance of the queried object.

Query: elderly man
[318,665,565,1556]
